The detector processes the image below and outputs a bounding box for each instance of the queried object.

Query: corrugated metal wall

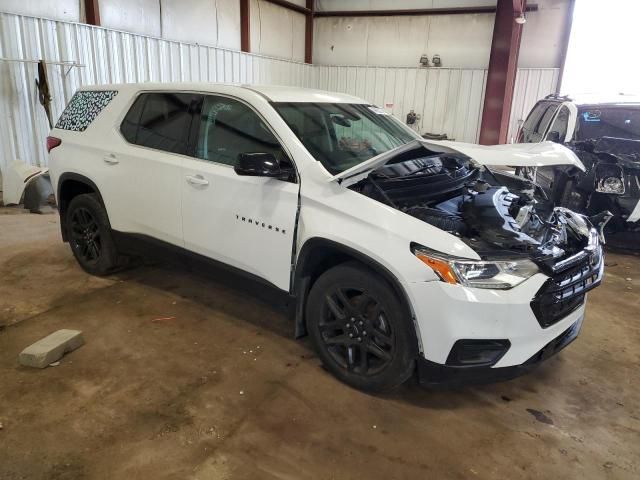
[0,11,559,177]
[313,66,560,144]
[314,65,489,143]
[0,12,315,173]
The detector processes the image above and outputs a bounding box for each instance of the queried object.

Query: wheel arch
[57,173,106,241]
[292,237,421,354]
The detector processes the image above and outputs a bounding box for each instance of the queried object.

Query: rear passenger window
[120,92,198,155]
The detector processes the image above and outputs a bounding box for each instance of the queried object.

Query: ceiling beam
[314,4,537,18]
[262,0,312,15]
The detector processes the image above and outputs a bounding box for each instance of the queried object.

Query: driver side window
[195,95,287,167]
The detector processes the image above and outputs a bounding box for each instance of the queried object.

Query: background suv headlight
[412,245,539,289]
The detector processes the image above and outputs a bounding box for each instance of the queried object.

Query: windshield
[273,102,419,174]
[576,106,640,141]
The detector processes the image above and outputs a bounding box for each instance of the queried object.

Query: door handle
[103,154,119,165]
[186,174,209,186]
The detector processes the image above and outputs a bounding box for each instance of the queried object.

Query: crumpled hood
[329,139,585,186]
[424,139,586,170]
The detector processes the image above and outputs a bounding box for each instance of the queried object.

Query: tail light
[46,136,61,153]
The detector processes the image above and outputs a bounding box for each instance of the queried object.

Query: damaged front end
[537,136,640,249]
[348,143,604,324]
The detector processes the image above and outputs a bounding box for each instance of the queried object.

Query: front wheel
[66,193,120,276]
[306,262,416,392]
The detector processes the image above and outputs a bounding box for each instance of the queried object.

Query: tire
[66,193,120,276]
[306,261,416,392]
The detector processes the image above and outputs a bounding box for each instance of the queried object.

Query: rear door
[180,94,299,290]
[104,92,198,246]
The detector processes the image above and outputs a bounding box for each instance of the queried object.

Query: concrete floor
[0,208,638,480]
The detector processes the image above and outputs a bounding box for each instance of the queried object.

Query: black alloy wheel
[306,262,416,392]
[320,286,394,375]
[66,193,120,276]
[70,207,102,265]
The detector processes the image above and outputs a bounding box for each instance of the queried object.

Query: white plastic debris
[1,160,49,205]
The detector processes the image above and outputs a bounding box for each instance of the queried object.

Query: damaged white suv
[48,83,604,391]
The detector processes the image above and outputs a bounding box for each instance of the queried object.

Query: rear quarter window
[55,90,118,132]
[120,92,199,155]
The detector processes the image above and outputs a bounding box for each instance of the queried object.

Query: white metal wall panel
[0,11,559,180]
[313,65,488,142]
[313,65,558,144]
[508,68,560,142]
[0,12,315,174]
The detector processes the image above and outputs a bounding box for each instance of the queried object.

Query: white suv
[48,83,603,391]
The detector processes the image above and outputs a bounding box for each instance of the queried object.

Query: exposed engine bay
[349,144,600,267]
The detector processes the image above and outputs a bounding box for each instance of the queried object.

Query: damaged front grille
[531,237,603,328]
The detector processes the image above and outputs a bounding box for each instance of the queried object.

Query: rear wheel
[306,262,416,392]
[66,193,120,276]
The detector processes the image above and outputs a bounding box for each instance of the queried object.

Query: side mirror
[546,131,562,143]
[234,153,282,177]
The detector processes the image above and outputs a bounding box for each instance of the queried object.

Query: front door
[181,94,299,291]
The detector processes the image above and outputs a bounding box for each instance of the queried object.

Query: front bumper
[405,243,602,384]
[416,316,583,387]
[406,272,587,367]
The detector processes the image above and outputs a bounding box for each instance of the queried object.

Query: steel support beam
[305,0,314,63]
[240,0,250,53]
[555,0,576,93]
[84,0,100,26]
[479,0,526,145]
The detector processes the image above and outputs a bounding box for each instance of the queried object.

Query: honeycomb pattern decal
[55,90,118,132]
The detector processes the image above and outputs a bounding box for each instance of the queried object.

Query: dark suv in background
[517,94,640,248]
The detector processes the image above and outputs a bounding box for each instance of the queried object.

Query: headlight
[412,246,539,289]
[595,163,625,194]
[596,176,624,194]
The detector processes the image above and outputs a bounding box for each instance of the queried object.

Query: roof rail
[544,93,572,101]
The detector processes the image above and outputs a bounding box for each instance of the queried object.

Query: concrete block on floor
[18,329,84,368]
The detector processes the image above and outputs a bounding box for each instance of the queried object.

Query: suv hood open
[330,139,585,187]
[345,140,604,266]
